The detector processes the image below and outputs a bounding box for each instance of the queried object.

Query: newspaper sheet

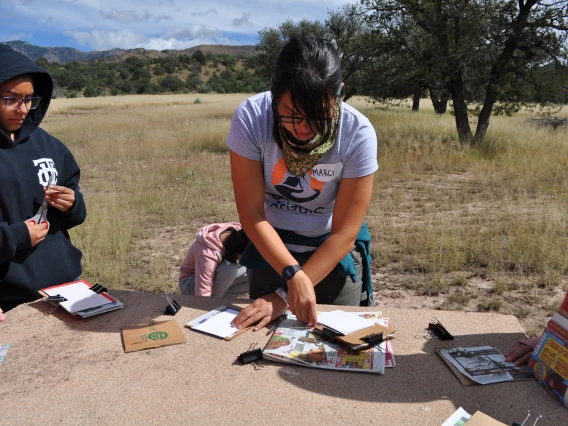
[439,346,526,384]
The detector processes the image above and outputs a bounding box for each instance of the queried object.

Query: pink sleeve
[193,249,220,297]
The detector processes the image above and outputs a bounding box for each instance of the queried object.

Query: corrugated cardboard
[466,411,506,425]
[122,320,186,353]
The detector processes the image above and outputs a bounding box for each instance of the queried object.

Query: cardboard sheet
[122,320,186,353]
[466,411,507,426]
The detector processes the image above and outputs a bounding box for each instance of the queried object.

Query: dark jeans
[248,246,364,306]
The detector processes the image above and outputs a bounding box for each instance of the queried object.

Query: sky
[1,0,351,51]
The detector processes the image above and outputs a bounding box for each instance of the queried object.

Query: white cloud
[191,7,218,17]
[232,13,252,27]
[65,27,242,51]
[3,32,34,42]
[100,9,152,23]
[165,25,222,40]
[67,29,148,50]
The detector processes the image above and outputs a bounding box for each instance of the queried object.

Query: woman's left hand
[504,343,534,365]
[231,293,287,331]
[45,185,75,212]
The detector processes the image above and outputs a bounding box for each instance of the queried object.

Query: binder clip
[44,294,67,303]
[43,294,66,315]
[320,327,341,343]
[428,318,454,340]
[164,295,181,316]
[361,332,385,347]
[90,283,107,294]
[238,342,263,367]
[511,409,543,426]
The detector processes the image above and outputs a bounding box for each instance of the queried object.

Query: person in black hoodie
[0,44,86,320]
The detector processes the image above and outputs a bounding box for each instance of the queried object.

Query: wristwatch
[282,264,302,281]
[275,287,288,305]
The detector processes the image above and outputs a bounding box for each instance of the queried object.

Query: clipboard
[185,306,251,340]
[39,280,123,317]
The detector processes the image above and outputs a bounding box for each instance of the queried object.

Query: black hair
[222,228,249,262]
[271,35,343,148]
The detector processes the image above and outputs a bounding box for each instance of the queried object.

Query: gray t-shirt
[227,91,378,249]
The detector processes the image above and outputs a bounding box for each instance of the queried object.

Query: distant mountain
[2,40,257,64]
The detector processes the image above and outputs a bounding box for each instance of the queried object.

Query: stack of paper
[40,280,123,318]
[317,310,373,335]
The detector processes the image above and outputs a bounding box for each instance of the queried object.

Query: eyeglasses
[1,95,42,111]
[276,114,332,126]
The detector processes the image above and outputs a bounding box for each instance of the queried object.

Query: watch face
[283,265,301,280]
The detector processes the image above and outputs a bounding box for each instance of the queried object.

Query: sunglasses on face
[1,95,42,111]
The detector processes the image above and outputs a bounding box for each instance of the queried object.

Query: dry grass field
[42,93,568,337]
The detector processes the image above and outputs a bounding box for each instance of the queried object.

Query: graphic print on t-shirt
[272,158,324,203]
[33,158,58,186]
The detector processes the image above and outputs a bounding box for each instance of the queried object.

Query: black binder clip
[90,283,107,294]
[361,332,385,347]
[238,342,263,366]
[321,327,341,343]
[164,295,181,316]
[428,318,454,340]
[45,294,67,303]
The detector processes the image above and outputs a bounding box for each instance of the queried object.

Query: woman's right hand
[504,343,533,365]
[0,308,6,322]
[25,221,48,246]
[287,271,317,326]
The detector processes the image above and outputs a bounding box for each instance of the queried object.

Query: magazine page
[439,346,526,384]
[263,318,385,374]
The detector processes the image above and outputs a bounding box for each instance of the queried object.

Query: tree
[160,75,185,92]
[83,85,102,97]
[255,19,327,81]
[362,0,568,143]
[326,3,377,101]
[255,11,376,102]
[192,50,207,65]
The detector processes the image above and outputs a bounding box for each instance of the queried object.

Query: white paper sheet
[192,309,240,338]
[317,310,373,335]
[441,407,471,426]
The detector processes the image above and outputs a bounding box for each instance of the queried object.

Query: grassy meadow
[43,93,568,335]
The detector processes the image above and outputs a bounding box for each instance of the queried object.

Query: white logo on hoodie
[33,158,58,186]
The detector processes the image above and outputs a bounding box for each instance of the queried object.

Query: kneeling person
[179,222,249,298]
